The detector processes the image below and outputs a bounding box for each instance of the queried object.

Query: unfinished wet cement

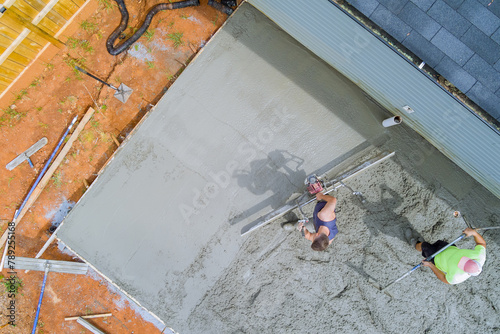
[58,3,500,333]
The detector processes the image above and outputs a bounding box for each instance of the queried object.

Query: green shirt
[434,245,486,284]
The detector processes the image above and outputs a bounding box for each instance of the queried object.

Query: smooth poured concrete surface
[58,4,500,333]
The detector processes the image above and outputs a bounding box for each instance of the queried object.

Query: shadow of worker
[231,149,306,225]
[354,184,422,248]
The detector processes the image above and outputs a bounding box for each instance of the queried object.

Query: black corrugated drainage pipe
[208,0,233,15]
[106,0,200,55]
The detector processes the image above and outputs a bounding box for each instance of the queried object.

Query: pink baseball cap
[458,257,482,276]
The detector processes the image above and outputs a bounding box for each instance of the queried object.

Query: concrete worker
[413,228,486,284]
[298,193,338,251]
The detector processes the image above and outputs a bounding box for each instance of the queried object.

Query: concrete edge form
[247,0,500,199]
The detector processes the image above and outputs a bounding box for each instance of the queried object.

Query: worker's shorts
[421,240,448,264]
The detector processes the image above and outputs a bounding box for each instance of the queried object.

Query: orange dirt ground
[0,0,231,332]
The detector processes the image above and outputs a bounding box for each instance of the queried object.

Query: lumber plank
[0,23,23,40]
[20,35,44,49]
[44,5,69,26]
[0,76,9,84]
[13,2,39,20]
[0,76,12,86]
[5,50,30,66]
[0,14,26,33]
[0,108,95,254]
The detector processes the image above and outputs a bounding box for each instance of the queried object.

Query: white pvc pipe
[382,115,402,127]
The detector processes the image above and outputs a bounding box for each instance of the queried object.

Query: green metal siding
[247,0,500,198]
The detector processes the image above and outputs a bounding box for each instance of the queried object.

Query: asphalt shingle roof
[348,0,500,121]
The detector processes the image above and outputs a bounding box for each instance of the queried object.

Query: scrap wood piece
[65,313,112,321]
[0,108,95,252]
[76,317,107,334]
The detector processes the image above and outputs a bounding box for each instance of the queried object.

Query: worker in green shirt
[413,228,486,284]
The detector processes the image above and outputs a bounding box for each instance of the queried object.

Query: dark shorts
[421,240,448,264]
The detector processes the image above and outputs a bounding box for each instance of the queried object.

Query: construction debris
[6,137,48,170]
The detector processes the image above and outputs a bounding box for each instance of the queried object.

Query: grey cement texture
[58,4,500,333]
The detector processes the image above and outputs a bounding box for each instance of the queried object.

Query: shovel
[75,66,133,103]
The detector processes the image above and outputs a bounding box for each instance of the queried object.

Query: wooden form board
[0,0,88,94]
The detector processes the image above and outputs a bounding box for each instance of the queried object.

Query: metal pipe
[75,66,116,90]
[31,263,50,334]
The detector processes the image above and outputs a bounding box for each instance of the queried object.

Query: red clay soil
[0,0,230,332]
